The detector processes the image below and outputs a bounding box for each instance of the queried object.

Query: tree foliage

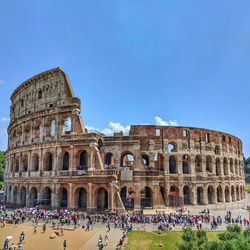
[178,225,250,250]
[0,151,6,182]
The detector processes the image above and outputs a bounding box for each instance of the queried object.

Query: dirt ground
[0,224,95,250]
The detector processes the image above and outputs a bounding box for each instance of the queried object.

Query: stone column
[191,186,197,205]
[26,187,30,207]
[163,155,169,174]
[203,186,208,205]
[87,183,94,211]
[134,183,141,210]
[69,146,74,173]
[68,183,75,208]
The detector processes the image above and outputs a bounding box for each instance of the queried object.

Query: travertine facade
[4,68,245,211]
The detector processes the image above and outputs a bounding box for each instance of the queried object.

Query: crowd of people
[0,205,250,249]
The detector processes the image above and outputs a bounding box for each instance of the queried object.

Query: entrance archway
[97,188,108,210]
[197,187,203,205]
[169,186,180,206]
[141,187,152,208]
[20,187,26,206]
[41,187,52,206]
[120,187,135,210]
[76,188,87,209]
[30,187,38,207]
[183,186,191,204]
[59,188,68,207]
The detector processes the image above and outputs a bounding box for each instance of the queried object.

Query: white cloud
[86,117,178,136]
[154,116,178,126]
[0,117,10,122]
[0,80,5,85]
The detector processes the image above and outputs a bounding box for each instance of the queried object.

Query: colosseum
[4,67,246,211]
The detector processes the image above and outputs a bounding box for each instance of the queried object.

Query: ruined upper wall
[10,67,80,124]
[129,125,242,152]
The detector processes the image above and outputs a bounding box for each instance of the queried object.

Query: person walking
[63,240,67,250]
[105,234,109,246]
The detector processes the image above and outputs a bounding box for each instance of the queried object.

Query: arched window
[216,158,221,176]
[62,152,69,170]
[105,152,114,168]
[169,155,177,174]
[121,152,134,167]
[51,120,56,137]
[44,152,53,171]
[167,143,176,153]
[64,117,72,134]
[31,154,39,172]
[195,155,202,172]
[142,155,149,167]
[79,151,88,170]
[182,155,190,174]
[206,156,213,172]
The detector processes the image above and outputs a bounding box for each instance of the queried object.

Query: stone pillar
[221,186,225,203]
[68,183,75,208]
[190,156,195,175]
[110,185,114,211]
[69,146,74,172]
[177,155,182,174]
[87,183,94,211]
[134,183,141,210]
[191,186,197,205]
[26,187,30,207]
[203,187,208,205]
[163,155,169,174]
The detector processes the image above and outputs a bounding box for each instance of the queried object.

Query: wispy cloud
[86,116,178,136]
[0,80,5,85]
[0,117,10,122]
[154,116,178,126]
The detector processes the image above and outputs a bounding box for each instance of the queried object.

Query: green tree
[0,151,6,182]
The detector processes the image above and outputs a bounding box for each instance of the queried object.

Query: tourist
[63,240,67,250]
[106,221,110,232]
[9,243,15,250]
[3,238,8,250]
[105,234,109,246]
[17,242,23,250]
[98,235,103,250]
[19,231,25,243]
[42,223,46,233]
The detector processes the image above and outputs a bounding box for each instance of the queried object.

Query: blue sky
[0,1,250,156]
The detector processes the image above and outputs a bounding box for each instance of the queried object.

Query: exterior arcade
[4,68,246,211]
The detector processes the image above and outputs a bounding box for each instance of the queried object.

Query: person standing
[105,234,109,246]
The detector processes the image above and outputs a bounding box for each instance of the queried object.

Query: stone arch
[105,152,115,167]
[79,150,88,170]
[43,152,53,171]
[169,186,180,207]
[41,187,52,206]
[217,185,223,202]
[208,185,215,204]
[183,186,191,204]
[58,150,70,171]
[225,186,230,203]
[121,152,134,168]
[13,186,18,204]
[141,186,153,208]
[14,156,19,173]
[215,158,221,176]
[166,142,177,153]
[182,154,190,174]
[30,187,38,207]
[215,145,220,155]
[31,153,39,172]
[235,160,238,175]
[223,158,229,175]
[231,186,236,202]
[197,187,203,205]
[21,154,28,172]
[169,155,177,174]
[236,185,240,201]
[96,187,109,210]
[64,116,72,134]
[195,155,202,173]
[75,187,87,209]
[58,187,68,207]
[120,186,135,210]
[230,158,234,173]
[155,153,164,171]
[20,186,26,206]
[206,155,213,172]
[50,120,56,138]
[142,154,150,167]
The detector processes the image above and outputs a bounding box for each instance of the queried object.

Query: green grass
[124,231,219,250]
[246,184,250,191]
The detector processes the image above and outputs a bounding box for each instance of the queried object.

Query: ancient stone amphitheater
[4,68,245,211]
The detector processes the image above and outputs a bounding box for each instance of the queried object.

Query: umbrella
[6,236,13,240]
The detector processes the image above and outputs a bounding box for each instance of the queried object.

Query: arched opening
[76,188,87,209]
[79,151,88,170]
[217,186,223,202]
[236,186,240,201]
[13,186,18,204]
[41,187,52,207]
[15,157,19,173]
[235,160,238,175]
[21,155,28,172]
[182,155,190,174]
[216,158,221,176]
[20,187,26,206]
[140,187,152,208]
[62,152,69,170]
[121,152,134,168]
[230,159,234,173]
[44,152,53,171]
[208,186,215,204]
[197,187,203,205]
[97,188,109,210]
[169,155,177,174]
[59,188,68,207]
[225,186,230,203]
[231,186,235,202]
[206,156,213,173]
[142,154,149,168]
[195,155,202,172]
[167,143,176,153]
[155,153,164,171]
[50,120,56,137]
[120,187,135,210]
[240,186,243,200]
[183,186,191,204]
[104,152,114,168]
[64,117,72,134]
[215,145,220,155]
[223,158,229,175]
[30,187,38,207]
[169,186,180,207]
[31,154,39,172]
